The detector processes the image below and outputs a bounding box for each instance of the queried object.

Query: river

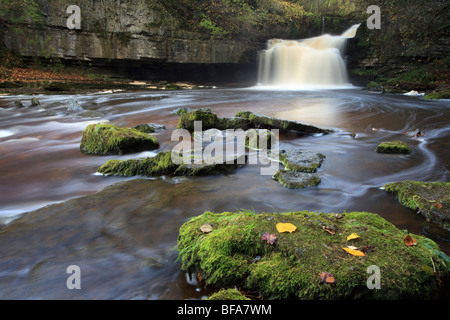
[0,87,449,299]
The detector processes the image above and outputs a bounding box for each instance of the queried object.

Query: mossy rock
[80,123,160,155]
[272,170,321,189]
[279,149,325,173]
[245,129,276,150]
[176,108,225,131]
[177,210,450,299]
[176,109,330,135]
[424,89,450,100]
[383,181,450,231]
[97,151,247,177]
[235,111,332,135]
[376,141,411,154]
[207,288,250,300]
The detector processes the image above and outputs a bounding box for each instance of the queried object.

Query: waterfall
[257,24,360,89]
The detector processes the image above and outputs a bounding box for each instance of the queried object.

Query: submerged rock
[272,170,321,189]
[177,210,450,299]
[97,150,247,177]
[383,180,450,231]
[279,149,325,173]
[67,100,84,112]
[80,123,160,155]
[376,140,411,154]
[133,123,166,133]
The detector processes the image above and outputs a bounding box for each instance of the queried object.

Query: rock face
[177,210,450,299]
[3,0,257,81]
[80,123,160,155]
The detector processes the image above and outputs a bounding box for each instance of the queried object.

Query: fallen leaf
[347,245,358,250]
[319,272,335,284]
[404,235,417,247]
[199,223,213,233]
[347,233,360,241]
[343,247,365,256]
[322,226,336,235]
[434,202,443,209]
[276,222,297,233]
[359,244,375,253]
[261,232,278,245]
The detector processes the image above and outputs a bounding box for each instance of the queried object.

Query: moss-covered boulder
[383,181,450,231]
[235,111,332,135]
[176,109,331,136]
[376,140,411,154]
[424,89,450,100]
[80,123,160,155]
[177,210,450,299]
[97,151,247,177]
[207,288,250,300]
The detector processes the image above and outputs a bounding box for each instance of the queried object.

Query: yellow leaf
[343,247,365,256]
[347,233,360,241]
[276,222,297,233]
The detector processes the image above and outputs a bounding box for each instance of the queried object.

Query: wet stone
[272,170,321,189]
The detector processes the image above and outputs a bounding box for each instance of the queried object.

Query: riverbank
[0,64,240,95]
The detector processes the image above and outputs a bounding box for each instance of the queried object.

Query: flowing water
[257,24,360,88]
[0,87,449,299]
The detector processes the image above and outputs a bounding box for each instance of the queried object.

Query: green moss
[176,109,330,135]
[97,151,246,177]
[235,111,331,135]
[178,210,450,299]
[176,109,224,131]
[207,288,251,300]
[245,129,275,150]
[376,141,411,154]
[80,124,159,155]
[424,89,450,100]
[383,181,450,231]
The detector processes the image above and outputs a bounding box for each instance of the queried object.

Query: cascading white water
[257,24,360,88]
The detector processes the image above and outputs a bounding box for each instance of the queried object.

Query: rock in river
[177,210,450,299]
[80,123,160,155]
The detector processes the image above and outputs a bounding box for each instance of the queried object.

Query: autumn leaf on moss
[404,235,417,247]
[200,223,213,233]
[261,232,278,244]
[322,226,335,235]
[319,272,335,284]
[347,233,360,241]
[343,247,365,256]
[276,223,297,233]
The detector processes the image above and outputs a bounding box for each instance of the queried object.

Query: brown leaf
[434,202,443,209]
[359,244,375,253]
[322,226,336,235]
[319,272,335,284]
[404,235,417,247]
[261,232,278,245]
